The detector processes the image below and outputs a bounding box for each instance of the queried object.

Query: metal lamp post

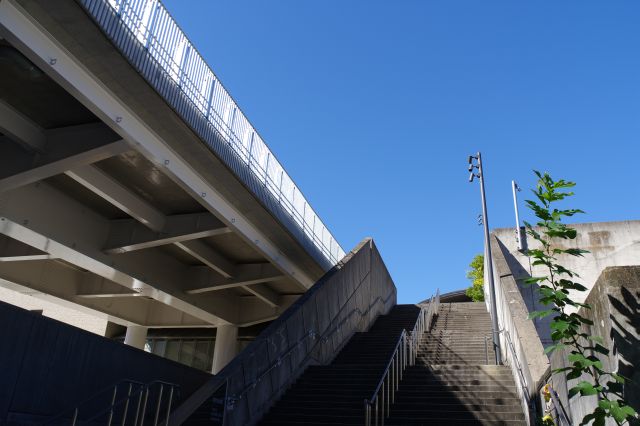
[468,152,502,365]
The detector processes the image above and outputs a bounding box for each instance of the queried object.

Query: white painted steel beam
[0,0,315,290]
[104,213,231,254]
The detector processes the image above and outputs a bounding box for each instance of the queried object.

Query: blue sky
[163,1,640,303]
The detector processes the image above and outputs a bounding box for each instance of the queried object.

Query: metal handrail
[177,287,397,422]
[544,383,571,425]
[364,330,408,426]
[78,0,345,265]
[229,289,397,405]
[501,329,532,404]
[44,379,179,426]
[364,289,440,426]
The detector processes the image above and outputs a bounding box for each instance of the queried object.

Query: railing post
[107,385,117,426]
[485,336,489,365]
[140,386,150,425]
[122,382,133,425]
[153,384,164,426]
[164,386,174,426]
[71,408,78,426]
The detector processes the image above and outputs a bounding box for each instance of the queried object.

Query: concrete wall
[170,238,398,426]
[0,300,210,425]
[489,235,550,424]
[0,284,108,336]
[545,267,640,426]
[493,220,640,344]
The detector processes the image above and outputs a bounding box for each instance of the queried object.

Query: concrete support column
[211,324,238,374]
[124,325,148,350]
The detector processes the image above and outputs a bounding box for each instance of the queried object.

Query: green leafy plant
[466,254,485,302]
[524,171,636,426]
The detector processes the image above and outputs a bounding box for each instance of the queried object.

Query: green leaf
[528,309,554,320]
[610,373,626,384]
[544,343,566,354]
[569,381,598,397]
[608,400,637,423]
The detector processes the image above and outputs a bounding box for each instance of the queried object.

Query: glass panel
[165,340,180,362]
[179,340,196,366]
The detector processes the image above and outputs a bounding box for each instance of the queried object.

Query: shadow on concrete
[608,287,640,425]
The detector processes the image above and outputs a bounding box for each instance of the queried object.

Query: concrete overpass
[0,0,344,372]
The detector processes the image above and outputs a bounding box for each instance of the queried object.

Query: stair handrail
[363,289,440,426]
[500,327,541,423]
[363,329,408,426]
[228,289,397,405]
[43,379,180,426]
[540,382,572,425]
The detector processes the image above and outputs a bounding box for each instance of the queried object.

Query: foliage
[465,254,485,302]
[524,171,637,425]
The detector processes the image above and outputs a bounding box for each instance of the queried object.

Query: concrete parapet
[169,238,398,425]
[546,266,640,425]
[489,234,551,424]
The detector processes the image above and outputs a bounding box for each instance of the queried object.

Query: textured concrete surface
[489,235,550,424]
[0,285,107,335]
[493,220,640,344]
[170,238,398,425]
[546,266,640,426]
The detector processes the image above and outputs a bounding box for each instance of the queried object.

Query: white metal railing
[83,0,345,265]
[364,289,440,426]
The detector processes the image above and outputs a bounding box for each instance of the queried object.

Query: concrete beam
[0,99,45,151]
[66,165,166,231]
[0,121,130,192]
[175,240,235,279]
[186,263,285,294]
[243,284,280,308]
[104,213,230,254]
[0,1,315,288]
[0,182,236,325]
[0,235,53,261]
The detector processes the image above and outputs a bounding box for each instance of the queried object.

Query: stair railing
[227,290,396,407]
[500,328,540,423]
[363,289,440,426]
[43,379,180,426]
[540,382,572,425]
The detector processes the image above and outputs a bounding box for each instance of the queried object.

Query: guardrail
[77,0,345,266]
[45,380,180,426]
[364,289,440,426]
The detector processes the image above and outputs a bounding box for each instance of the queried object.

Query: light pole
[512,180,525,252]
[468,152,502,365]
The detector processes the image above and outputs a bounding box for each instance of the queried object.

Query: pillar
[211,324,238,374]
[124,325,148,350]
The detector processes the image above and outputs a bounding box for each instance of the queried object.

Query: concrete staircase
[385,302,527,425]
[258,304,421,425]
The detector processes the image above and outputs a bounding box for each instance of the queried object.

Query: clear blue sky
[163,1,640,303]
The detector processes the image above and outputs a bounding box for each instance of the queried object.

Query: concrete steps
[258,301,526,425]
[385,302,526,425]
[257,304,420,425]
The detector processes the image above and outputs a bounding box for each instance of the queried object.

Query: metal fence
[78,0,345,266]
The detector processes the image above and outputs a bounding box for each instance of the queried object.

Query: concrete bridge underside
[0,0,329,361]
